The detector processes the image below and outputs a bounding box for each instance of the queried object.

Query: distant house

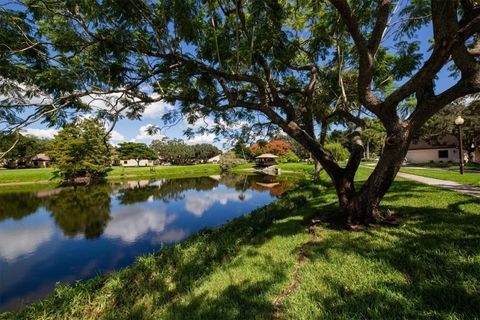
[119,159,155,167]
[255,153,278,167]
[406,135,467,163]
[31,153,51,168]
[207,155,221,163]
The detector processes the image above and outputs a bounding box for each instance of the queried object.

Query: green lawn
[5,167,479,319]
[0,167,57,183]
[108,163,220,179]
[0,164,220,184]
[406,161,480,170]
[400,168,480,187]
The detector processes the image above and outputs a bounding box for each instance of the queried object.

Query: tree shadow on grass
[15,185,320,319]
[299,180,480,319]
[161,253,289,319]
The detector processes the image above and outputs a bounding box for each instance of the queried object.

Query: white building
[207,155,221,163]
[119,159,155,167]
[406,136,466,164]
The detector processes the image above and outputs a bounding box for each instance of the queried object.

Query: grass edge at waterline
[3,167,479,319]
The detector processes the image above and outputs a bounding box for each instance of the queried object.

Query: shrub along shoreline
[2,167,479,319]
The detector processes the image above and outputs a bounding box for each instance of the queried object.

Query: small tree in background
[277,152,300,164]
[192,144,222,163]
[117,142,158,166]
[324,143,349,162]
[420,98,480,162]
[219,151,246,172]
[264,140,292,156]
[234,139,254,160]
[150,138,195,165]
[0,133,50,167]
[47,118,111,180]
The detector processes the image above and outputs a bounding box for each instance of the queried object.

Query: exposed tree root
[271,225,321,319]
[309,208,402,231]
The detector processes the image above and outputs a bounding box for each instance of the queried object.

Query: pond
[0,174,298,312]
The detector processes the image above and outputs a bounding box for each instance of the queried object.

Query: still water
[0,174,296,311]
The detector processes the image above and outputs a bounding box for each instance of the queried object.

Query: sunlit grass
[400,168,480,187]
[4,167,479,319]
[0,164,221,184]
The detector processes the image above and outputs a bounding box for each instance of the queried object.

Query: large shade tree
[1,1,480,225]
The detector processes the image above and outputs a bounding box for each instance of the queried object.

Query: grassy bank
[4,167,479,319]
[0,164,220,185]
[400,167,480,187]
[405,162,480,170]
[0,167,56,183]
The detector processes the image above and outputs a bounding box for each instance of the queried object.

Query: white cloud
[104,206,176,243]
[185,133,217,145]
[110,130,125,144]
[151,228,188,244]
[185,191,251,217]
[80,93,173,120]
[0,222,54,262]
[22,128,58,139]
[133,124,165,143]
[143,99,174,119]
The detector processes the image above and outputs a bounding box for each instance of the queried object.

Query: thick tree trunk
[334,128,411,225]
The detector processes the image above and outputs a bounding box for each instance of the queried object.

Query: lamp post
[454,116,465,175]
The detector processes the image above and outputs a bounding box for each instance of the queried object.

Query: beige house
[31,153,51,168]
[207,155,221,163]
[406,136,467,164]
[119,159,155,167]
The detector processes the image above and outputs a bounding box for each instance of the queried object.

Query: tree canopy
[116,142,158,166]
[420,98,480,160]
[0,133,50,164]
[47,118,112,179]
[150,138,221,164]
[1,0,480,224]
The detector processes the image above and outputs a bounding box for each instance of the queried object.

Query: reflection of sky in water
[0,210,55,262]
[104,206,175,243]
[0,175,293,311]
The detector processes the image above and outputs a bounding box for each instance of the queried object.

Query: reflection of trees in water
[0,174,299,238]
[220,174,298,197]
[45,185,112,239]
[116,177,220,205]
[0,193,44,221]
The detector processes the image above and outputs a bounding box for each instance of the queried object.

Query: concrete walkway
[396,172,480,198]
[402,165,480,174]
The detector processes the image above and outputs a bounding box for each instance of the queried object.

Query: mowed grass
[5,167,480,319]
[400,167,480,187]
[0,167,57,183]
[406,161,480,170]
[0,164,220,184]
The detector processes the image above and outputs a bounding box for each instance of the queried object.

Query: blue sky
[18,11,458,149]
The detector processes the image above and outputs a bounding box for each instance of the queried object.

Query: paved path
[402,165,480,173]
[396,172,480,198]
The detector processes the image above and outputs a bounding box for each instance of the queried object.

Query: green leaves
[47,118,112,179]
[116,142,158,163]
